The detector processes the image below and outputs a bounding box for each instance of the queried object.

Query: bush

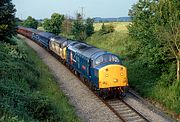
[100,23,115,34]
[25,94,61,121]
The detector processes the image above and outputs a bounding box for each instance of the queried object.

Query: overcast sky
[12,0,138,19]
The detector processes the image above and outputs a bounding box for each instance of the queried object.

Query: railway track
[75,74,150,121]
[106,99,149,122]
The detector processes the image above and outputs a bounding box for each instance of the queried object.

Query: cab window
[111,55,119,62]
[95,56,103,65]
[94,54,120,66]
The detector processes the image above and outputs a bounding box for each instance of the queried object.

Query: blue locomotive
[17,26,129,98]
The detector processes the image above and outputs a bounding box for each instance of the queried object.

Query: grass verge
[0,36,80,122]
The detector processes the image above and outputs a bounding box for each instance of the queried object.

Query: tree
[61,17,72,36]
[72,13,86,40]
[0,0,16,43]
[22,16,38,29]
[43,18,52,32]
[100,23,115,34]
[155,0,180,81]
[43,13,64,35]
[128,0,180,81]
[71,14,94,40]
[85,18,94,37]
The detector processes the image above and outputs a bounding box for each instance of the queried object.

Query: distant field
[93,22,130,32]
[38,22,130,33]
[37,26,45,31]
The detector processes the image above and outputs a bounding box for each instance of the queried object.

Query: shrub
[25,94,61,121]
[100,23,115,34]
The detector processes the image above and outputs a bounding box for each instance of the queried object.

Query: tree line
[20,13,94,41]
[20,13,115,41]
[128,0,180,82]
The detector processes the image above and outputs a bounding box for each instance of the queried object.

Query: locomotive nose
[99,64,128,88]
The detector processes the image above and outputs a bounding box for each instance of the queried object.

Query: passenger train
[17,26,129,98]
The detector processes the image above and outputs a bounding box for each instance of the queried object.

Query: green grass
[0,37,80,122]
[86,31,129,58]
[85,22,180,117]
[37,26,44,31]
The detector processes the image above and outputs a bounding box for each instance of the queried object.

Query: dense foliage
[85,18,94,37]
[61,17,73,36]
[0,0,16,43]
[72,13,94,41]
[126,0,180,116]
[22,16,38,29]
[0,37,79,121]
[43,13,65,35]
[128,0,180,81]
[72,13,86,40]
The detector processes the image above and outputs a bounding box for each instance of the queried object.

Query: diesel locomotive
[17,26,129,98]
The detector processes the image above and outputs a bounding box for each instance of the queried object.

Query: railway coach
[17,26,33,38]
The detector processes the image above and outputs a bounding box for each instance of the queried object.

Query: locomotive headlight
[120,73,123,76]
[105,74,108,77]
[114,79,118,83]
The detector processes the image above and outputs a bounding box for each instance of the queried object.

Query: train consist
[17,26,129,98]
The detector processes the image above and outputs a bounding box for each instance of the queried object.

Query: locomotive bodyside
[49,36,68,60]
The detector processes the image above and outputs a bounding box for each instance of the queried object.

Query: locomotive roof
[66,39,77,45]
[38,32,55,38]
[68,42,106,59]
[30,28,42,33]
[51,36,67,44]
[51,36,77,47]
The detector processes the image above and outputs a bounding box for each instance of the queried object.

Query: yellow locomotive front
[99,64,128,89]
[92,53,128,98]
